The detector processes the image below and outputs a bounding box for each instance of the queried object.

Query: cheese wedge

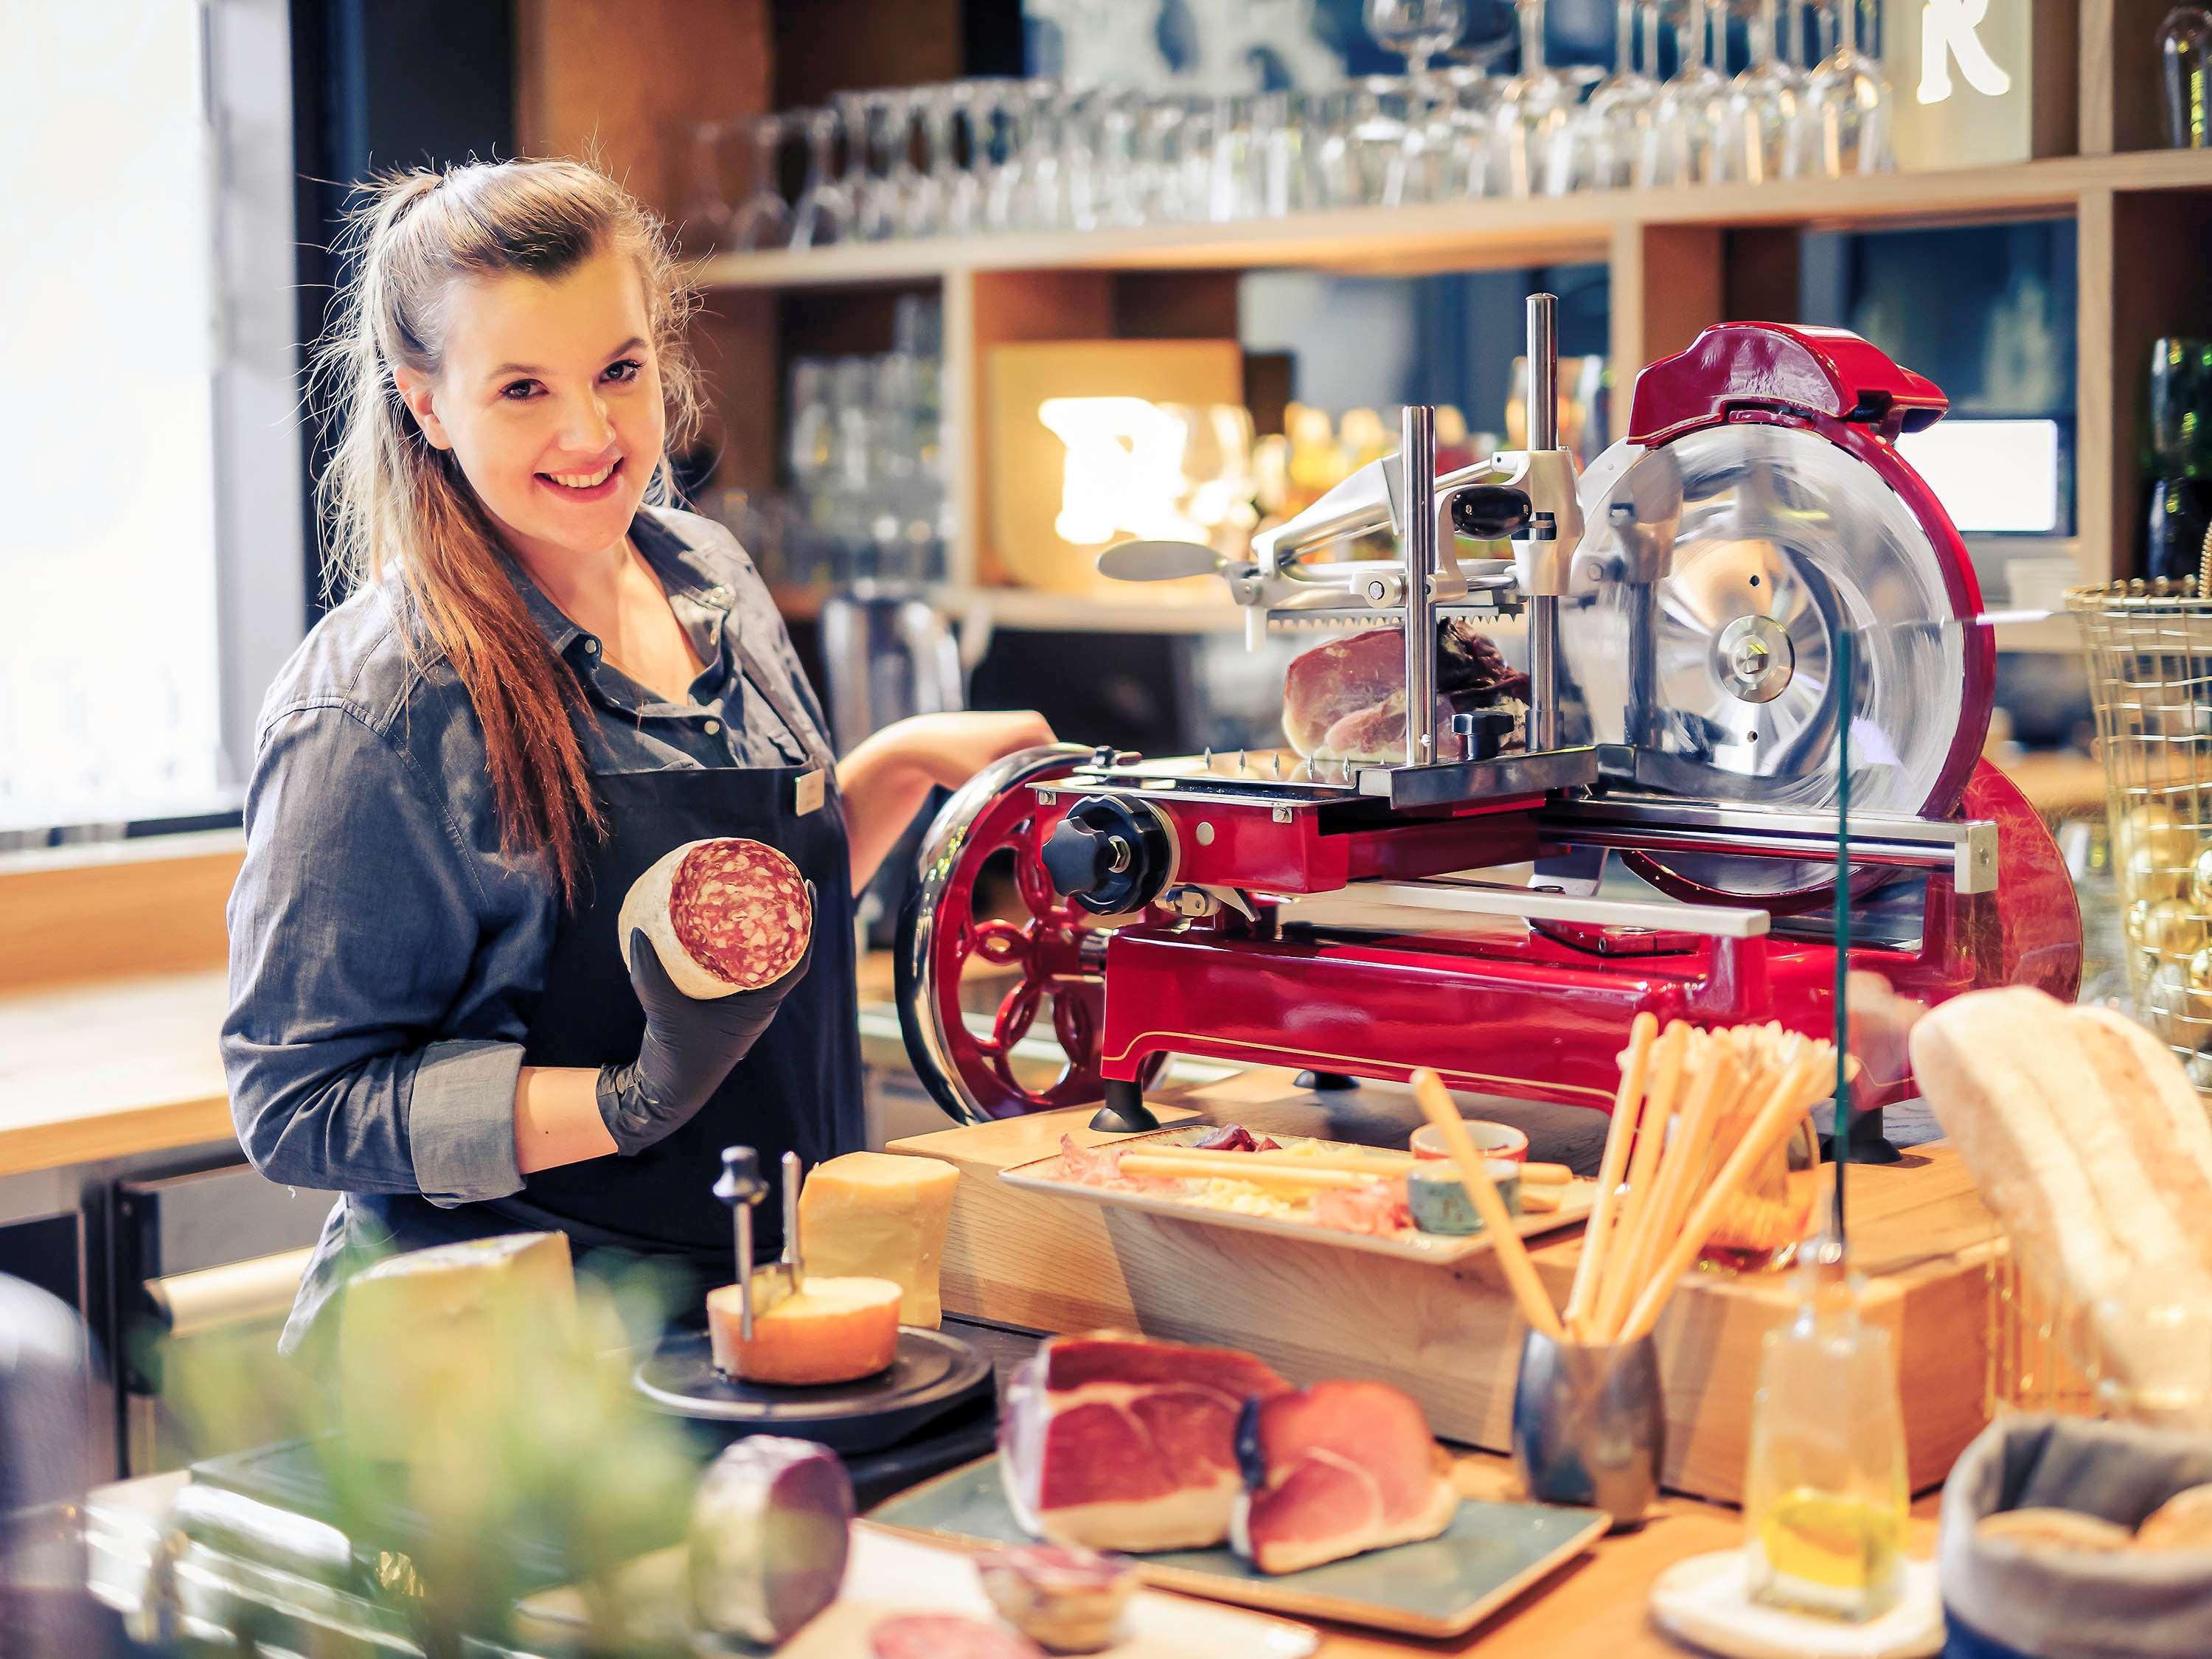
[708,1274,902,1385]
[339,1231,575,1464]
[795,1152,961,1327]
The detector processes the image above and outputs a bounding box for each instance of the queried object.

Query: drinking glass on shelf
[1548,0,1658,193]
[1436,63,1500,198]
[931,83,986,236]
[730,113,793,251]
[789,106,855,249]
[985,79,1051,231]
[1367,0,1469,80]
[1638,0,1729,187]
[1253,88,1310,216]
[1792,0,1892,178]
[672,119,733,252]
[1141,92,1195,221]
[841,91,897,242]
[1718,0,1802,184]
[1316,77,1416,207]
[1492,0,1582,200]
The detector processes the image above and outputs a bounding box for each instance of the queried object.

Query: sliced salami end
[619,837,814,999]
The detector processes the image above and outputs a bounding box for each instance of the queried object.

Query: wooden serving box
[888,1070,2003,1506]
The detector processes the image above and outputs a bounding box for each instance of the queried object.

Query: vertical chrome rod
[1402,403,1439,768]
[1525,293,1561,753]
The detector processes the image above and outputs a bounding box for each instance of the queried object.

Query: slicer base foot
[1821,1107,1903,1166]
[1295,1071,1360,1092]
[1090,1082,1161,1135]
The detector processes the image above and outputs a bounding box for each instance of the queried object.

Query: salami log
[619,838,812,998]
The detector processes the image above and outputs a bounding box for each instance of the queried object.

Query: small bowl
[1406,1158,1523,1234]
[1411,1119,1531,1164]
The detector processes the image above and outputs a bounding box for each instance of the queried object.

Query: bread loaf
[2138,1484,2212,1551]
[1909,988,2212,1391]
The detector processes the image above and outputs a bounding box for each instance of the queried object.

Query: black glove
[597,886,816,1155]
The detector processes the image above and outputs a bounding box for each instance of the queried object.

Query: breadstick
[1606,1045,1739,1341]
[1565,1012,1658,1338]
[1591,1020,1690,1340]
[1411,1069,1561,1339]
[1619,1054,1826,1343]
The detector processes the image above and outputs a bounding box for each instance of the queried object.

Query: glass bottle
[2144,337,2212,584]
[2161,7,2212,149]
[1743,1239,1910,1623]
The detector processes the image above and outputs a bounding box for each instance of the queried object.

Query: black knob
[1450,485,1533,541]
[1043,817,1117,897]
[714,1146,768,1208]
[1038,796,1172,916]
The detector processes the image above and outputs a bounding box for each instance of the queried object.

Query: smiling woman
[226,156,1051,1360]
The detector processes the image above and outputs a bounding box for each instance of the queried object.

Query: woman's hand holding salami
[599,844,817,1155]
[598,897,814,1155]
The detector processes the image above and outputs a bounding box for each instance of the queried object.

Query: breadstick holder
[1512,1329,1663,1529]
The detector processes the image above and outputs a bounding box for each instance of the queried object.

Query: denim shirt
[221,506,838,1347]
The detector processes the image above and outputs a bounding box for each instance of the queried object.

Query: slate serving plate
[633,1326,992,1454]
[866,1453,1608,1638]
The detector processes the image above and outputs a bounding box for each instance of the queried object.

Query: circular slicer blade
[1562,420,1986,903]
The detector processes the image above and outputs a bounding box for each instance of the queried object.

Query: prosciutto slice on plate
[999,1332,1292,1552]
[1231,1380,1461,1573]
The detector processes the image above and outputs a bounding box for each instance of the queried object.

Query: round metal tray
[633,1326,993,1454]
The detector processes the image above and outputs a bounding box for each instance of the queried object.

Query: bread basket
[1941,1415,2212,1659]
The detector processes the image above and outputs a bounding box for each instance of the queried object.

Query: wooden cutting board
[512,1522,1319,1657]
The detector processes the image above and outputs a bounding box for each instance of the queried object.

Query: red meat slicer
[897,297,2082,1133]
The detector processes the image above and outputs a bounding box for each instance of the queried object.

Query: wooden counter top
[1304,1459,1941,1659]
[0,953,919,1181]
[0,968,235,1177]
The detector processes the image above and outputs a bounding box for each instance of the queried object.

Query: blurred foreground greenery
[149,1256,706,1656]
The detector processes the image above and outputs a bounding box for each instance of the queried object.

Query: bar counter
[77,1316,1943,1658]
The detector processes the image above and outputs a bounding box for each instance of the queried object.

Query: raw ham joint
[619,837,813,998]
[999,1332,1293,1552]
[1231,1380,1461,1573]
[1282,620,1529,764]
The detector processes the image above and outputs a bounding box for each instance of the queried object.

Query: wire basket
[2067,577,2212,1093]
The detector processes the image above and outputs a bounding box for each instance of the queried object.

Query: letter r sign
[1919,0,2014,104]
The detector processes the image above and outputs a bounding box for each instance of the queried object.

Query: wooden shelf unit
[519,1,2212,631]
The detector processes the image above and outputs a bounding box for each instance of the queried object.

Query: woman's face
[394,248,665,570]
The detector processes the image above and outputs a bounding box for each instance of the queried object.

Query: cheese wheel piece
[619,837,812,998]
[796,1152,962,1327]
[707,1273,902,1385]
[339,1231,575,1464]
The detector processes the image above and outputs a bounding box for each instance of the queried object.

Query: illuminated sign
[1917,0,2012,104]
[1888,0,2058,169]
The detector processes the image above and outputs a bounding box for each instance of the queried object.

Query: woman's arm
[835,711,1057,888]
[225,707,543,1200]
[514,1067,617,1172]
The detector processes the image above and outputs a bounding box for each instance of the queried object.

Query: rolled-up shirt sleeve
[223,704,525,1206]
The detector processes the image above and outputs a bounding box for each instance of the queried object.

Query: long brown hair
[309,158,703,900]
